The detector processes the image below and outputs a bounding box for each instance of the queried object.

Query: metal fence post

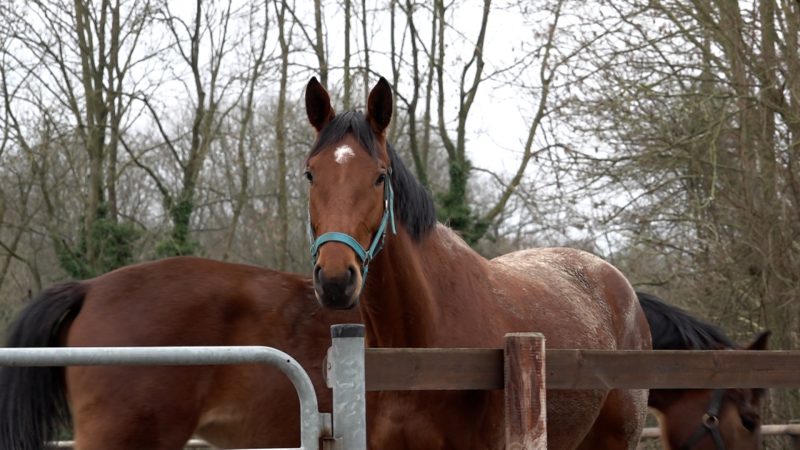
[326,324,367,450]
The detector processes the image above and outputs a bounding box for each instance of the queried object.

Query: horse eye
[304,170,313,183]
[375,173,386,186]
[741,413,759,432]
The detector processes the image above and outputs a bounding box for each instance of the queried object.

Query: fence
[365,333,800,449]
[4,323,800,449]
[346,325,800,449]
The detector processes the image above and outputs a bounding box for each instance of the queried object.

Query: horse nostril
[314,265,324,284]
[342,265,360,298]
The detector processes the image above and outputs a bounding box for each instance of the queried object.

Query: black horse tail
[0,282,87,450]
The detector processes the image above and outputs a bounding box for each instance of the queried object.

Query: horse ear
[305,77,335,132]
[743,331,771,401]
[746,330,770,350]
[367,77,392,134]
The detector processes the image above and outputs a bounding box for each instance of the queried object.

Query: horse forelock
[308,111,379,161]
[307,110,436,242]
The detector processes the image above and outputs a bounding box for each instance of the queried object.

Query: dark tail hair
[0,282,86,450]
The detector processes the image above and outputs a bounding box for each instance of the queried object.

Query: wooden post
[504,332,547,450]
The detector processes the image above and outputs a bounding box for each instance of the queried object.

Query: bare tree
[221,1,271,261]
[273,0,291,269]
[283,0,329,86]
[433,0,491,242]
[360,0,370,100]
[396,0,427,186]
[550,0,800,427]
[0,0,154,276]
[127,0,249,256]
[343,0,352,110]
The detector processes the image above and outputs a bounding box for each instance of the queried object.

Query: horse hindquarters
[0,282,86,450]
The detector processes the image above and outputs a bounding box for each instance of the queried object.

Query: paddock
[2,323,799,449]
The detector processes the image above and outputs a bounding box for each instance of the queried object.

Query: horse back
[488,247,651,351]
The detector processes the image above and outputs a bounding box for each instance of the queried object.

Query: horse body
[0,256,359,450]
[360,226,650,449]
[304,77,652,449]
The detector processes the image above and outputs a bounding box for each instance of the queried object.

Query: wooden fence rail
[366,340,800,449]
[365,348,800,390]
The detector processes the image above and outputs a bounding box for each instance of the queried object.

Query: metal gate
[0,324,369,450]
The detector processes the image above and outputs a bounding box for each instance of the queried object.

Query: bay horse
[0,256,359,450]
[303,77,652,449]
[637,291,769,450]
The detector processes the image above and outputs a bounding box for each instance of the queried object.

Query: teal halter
[310,170,397,284]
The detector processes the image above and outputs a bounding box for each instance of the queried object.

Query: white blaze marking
[334,145,355,164]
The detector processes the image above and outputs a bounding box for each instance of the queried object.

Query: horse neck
[359,223,491,348]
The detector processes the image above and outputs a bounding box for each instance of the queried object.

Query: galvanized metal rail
[0,345,331,450]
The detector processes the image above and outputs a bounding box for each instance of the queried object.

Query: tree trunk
[275,0,290,270]
[343,0,352,110]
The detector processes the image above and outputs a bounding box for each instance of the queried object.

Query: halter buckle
[703,413,720,429]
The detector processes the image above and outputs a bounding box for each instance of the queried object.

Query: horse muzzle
[313,262,361,309]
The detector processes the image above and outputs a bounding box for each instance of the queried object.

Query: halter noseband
[679,388,727,450]
[309,169,397,284]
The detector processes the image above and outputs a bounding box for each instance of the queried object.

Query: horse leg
[68,367,203,450]
[72,406,198,450]
[577,388,648,450]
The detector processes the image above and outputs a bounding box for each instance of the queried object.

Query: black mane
[307,110,436,241]
[637,291,736,350]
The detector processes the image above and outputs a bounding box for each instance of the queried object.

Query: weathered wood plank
[364,349,800,391]
[546,350,800,389]
[365,348,502,391]
[504,333,546,450]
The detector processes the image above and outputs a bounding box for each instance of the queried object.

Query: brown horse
[637,291,769,450]
[0,256,359,450]
[303,77,652,449]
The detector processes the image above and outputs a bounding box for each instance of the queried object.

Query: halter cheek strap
[679,389,727,450]
[309,170,397,284]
